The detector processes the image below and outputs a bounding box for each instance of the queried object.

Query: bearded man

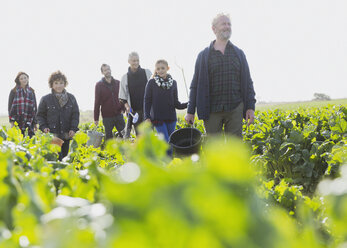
[185,13,256,137]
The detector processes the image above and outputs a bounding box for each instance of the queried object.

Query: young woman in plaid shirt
[8,72,37,137]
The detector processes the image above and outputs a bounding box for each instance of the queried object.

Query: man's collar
[210,40,232,50]
[102,77,114,84]
[128,66,141,74]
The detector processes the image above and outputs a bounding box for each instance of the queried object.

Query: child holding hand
[144,60,187,153]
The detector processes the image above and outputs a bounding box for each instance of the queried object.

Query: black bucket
[169,127,202,156]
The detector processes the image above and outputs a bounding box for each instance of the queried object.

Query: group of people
[7,13,256,159]
[94,55,187,155]
[8,71,79,160]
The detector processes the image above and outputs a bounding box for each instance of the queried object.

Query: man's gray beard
[219,31,231,40]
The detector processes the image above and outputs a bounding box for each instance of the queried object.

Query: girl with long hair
[8,72,37,137]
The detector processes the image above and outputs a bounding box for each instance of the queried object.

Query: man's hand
[245,109,255,126]
[185,113,195,124]
[34,124,38,132]
[125,103,130,114]
[43,128,50,133]
[69,130,76,138]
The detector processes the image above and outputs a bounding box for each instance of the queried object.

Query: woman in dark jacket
[8,72,37,137]
[37,71,79,160]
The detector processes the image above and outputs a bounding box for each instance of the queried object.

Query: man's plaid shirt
[208,41,242,113]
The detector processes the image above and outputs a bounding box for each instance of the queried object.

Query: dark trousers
[103,114,126,140]
[204,102,244,137]
[59,139,70,161]
[125,110,144,138]
[17,121,35,138]
[20,127,35,138]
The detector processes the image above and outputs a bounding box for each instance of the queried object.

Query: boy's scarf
[154,74,174,90]
[9,86,36,130]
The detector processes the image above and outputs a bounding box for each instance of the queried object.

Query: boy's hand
[185,113,195,124]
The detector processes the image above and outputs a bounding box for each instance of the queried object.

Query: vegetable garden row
[0,105,346,247]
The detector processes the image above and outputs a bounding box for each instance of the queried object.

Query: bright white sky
[1,0,346,115]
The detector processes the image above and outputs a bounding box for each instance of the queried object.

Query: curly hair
[48,71,68,88]
[14,72,29,85]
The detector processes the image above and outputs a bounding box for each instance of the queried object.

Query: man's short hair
[128,52,139,60]
[100,64,109,72]
[212,13,231,27]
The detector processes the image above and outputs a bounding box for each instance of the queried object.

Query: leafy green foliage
[245,105,347,194]
[0,105,346,247]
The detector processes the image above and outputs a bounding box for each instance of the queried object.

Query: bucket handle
[189,119,206,135]
[187,122,197,146]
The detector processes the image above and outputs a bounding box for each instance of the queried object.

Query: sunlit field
[0,101,346,246]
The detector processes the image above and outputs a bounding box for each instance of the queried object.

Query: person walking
[185,13,256,137]
[37,71,79,160]
[119,52,151,138]
[144,59,187,155]
[94,64,125,140]
[8,72,37,137]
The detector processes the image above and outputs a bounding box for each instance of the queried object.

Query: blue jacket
[187,41,256,120]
